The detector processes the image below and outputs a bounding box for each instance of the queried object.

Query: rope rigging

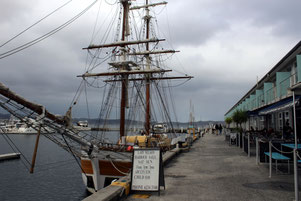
[0,91,131,160]
[0,0,194,176]
[1,133,31,171]
[0,0,99,60]
[0,0,74,49]
[86,3,121,72]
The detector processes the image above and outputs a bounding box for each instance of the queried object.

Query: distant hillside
[72,118,224,127]
[0,113,224,126]
[72,118,146,125]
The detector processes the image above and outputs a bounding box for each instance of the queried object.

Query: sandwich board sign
[131,148,165,194]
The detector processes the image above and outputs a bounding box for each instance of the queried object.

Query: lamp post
[290,83,301,201]
[293,91,299,201]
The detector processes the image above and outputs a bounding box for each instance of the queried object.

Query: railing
[251,98,256,110]
[265,86,276,105]
[257,93,264,107]
[279,73,296,99]
[230,72,297,114]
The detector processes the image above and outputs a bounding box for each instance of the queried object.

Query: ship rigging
[0,0,192,192]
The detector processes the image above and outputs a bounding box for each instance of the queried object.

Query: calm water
[0,126,192,200]
[0,134,89,201]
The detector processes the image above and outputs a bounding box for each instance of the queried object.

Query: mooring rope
[108,156,129,175]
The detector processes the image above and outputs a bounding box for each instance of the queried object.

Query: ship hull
[81,157,132,192]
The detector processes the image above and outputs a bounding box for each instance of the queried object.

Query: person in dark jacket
[218,124,223,135]
[283,120,292,140]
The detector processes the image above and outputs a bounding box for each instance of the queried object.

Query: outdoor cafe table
[281,144,301,163]
[281,144,301,149]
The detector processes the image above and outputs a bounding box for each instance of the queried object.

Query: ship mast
[81,0,193,138]
[120,0,130,138]
[145,0,151,135]
[129,0,192,134]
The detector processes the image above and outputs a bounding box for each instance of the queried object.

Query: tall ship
[0,0,192,193]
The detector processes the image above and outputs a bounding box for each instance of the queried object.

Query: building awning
[258,96,300,115]
[247,110,259,116]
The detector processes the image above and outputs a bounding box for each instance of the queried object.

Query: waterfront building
[225,41,301,138]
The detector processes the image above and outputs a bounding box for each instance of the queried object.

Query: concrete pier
[126,134,298,201]
[0,153,20,161]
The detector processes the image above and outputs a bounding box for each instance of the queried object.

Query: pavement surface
[126,133,299,201]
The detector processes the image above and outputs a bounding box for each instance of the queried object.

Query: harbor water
[0,126,191,200]
[0,134,89,201]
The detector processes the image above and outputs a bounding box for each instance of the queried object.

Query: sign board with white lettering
[131,149,163,192]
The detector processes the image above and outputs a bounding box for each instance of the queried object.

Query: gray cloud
[0,0,300,121]
[160,0,301,48]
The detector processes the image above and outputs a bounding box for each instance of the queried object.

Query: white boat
[2,116,35,134]
[5,122,36,134]
[0,121,6,133]
[77,120,88,127]
[152,123,168,134]
[3,116,53,134]
[74,120,91,131]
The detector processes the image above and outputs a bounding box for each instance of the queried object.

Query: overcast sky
[0,0,301,121]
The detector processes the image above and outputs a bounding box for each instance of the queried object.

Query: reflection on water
[0,134,89,201]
